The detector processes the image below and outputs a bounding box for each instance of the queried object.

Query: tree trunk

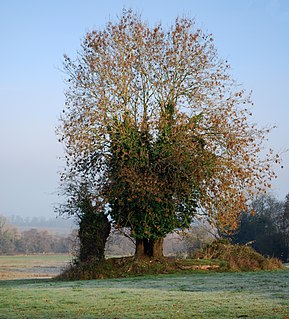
[135,238,164,258]
[151,238,164,258]
[135,238,145,258]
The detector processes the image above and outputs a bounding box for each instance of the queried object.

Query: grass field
[0,269,289,318]
[0,254,71,280]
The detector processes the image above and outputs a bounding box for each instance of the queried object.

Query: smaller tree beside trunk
[56,179,111,263]
[78,196,111,262]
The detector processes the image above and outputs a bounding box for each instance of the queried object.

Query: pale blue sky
[0,0,288,217]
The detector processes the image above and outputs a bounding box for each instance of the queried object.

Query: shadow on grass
[1,268,289,299]
[0,278,53,287]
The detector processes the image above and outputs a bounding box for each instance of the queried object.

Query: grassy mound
[57,257,225,281]
[57,240,283,280]
[194,239,283,271]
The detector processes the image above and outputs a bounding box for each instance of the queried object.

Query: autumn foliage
[57,10,279,257]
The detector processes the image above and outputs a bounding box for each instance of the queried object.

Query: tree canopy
[57,10,279,257]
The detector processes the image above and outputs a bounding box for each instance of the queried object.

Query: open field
[0,254,71,280]
[0,270,289,318]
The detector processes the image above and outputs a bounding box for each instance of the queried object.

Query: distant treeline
[1,192,288,260]
[0,216,75,254]
[0,214,212,257]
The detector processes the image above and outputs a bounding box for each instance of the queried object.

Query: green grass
[1,270,289,318]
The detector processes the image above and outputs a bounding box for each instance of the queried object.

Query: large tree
[57,10,279,258]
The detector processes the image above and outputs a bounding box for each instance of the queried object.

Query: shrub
[194,239,283,271]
